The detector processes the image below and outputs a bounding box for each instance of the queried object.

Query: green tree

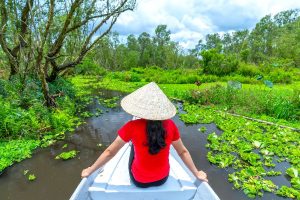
[153,25,171,67]
[0,0,136,106]
[138,32,152,66]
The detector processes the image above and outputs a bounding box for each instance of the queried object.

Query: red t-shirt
[118,119,180,183]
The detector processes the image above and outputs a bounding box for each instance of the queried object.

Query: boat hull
[70,143,220,200]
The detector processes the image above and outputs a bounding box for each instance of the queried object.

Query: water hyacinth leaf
[227,81,242,90]
[260,149,274,156]
[266,170,281,176]
[198,126,207,133]
[28,174,36,181]
[55,150,78,160]
[261,179,278,192]
[291,177,300,189]
[252,141,262,148]
[207,151,235,168]
[23,170,29,175]
[264,80,273,88]
[286,167,298,178]
[276,186,300,199]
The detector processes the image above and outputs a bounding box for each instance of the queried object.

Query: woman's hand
[81,167,94,178]
[195,170,208,182]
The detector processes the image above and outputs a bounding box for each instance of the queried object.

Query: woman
[81,82,208,187]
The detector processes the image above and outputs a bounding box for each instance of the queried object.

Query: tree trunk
[40,68,56,107]
[9,63,18,79]
[47,67,58,82]
[38,56,56,107]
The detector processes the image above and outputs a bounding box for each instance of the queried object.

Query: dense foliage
[69,9,300,77]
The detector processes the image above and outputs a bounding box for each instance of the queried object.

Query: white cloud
[113,0,300,49]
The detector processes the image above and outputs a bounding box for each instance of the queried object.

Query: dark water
[0,90,290,200]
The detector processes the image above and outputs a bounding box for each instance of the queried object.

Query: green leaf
[286,167,298,178]
[23,169,29,175]
[28,174,36,181]
[198,126,207,133]
[55,150,79,160]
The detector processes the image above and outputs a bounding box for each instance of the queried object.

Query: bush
[74,58,107,76]
[198,75,219,83]
[220,75,260,84]
[201,49,239,76]
[237,63,261,77]
[266,68,293,84]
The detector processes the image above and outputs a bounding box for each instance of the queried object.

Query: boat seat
[89,144,197,200]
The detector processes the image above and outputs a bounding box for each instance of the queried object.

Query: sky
[112,0,300,49]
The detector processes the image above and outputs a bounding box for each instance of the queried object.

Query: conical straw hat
[121,82,176,120]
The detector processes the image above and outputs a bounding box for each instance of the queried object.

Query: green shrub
[220,75,260,84]
[74,57,107,76]
[201,49,239,76]
[266,68,293,84]
[237,63,261,77]
[198,75,219,83]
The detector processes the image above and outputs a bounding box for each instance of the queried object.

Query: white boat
[70,142,220,200]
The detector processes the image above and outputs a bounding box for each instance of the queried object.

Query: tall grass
[188,85,300,121]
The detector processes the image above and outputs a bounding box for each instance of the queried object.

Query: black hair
[146,120,166,155]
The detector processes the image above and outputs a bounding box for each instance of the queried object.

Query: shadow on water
[0,89,290,200]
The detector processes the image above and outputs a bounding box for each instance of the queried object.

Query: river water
[0,90,289,200]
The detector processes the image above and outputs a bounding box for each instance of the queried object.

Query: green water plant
[28,174,36,181]
[198,126,207,133]
[180,103,300,198]
[55,150,79,160]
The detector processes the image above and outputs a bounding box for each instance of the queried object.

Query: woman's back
[118,119,180,183]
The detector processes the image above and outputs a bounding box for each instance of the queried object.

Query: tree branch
[11,0,34,56]
[0,0,18,71]
[48,0,83,57]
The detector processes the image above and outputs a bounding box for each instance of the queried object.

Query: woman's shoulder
[128,118,146,125]
[163,119,177,128]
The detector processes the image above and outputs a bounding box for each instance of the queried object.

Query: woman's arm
[81,136,126,178]
[172,139,208,182]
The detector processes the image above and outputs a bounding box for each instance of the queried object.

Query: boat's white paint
[70,142,220,200]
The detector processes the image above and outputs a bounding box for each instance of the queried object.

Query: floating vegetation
[95,108,103,117]
[28,174,36,181]
[0,140,40,172]
[23,170,36,181]
[276,186,300,199]
[55,150,79,160]
[180,103,300,199]
[198,126,207,133]
[62,144,68,149]
[23,170,29,175]
[80,111,94,118]
[98,97,119,108]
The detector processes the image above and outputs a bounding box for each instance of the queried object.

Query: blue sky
[112,0,300,49]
